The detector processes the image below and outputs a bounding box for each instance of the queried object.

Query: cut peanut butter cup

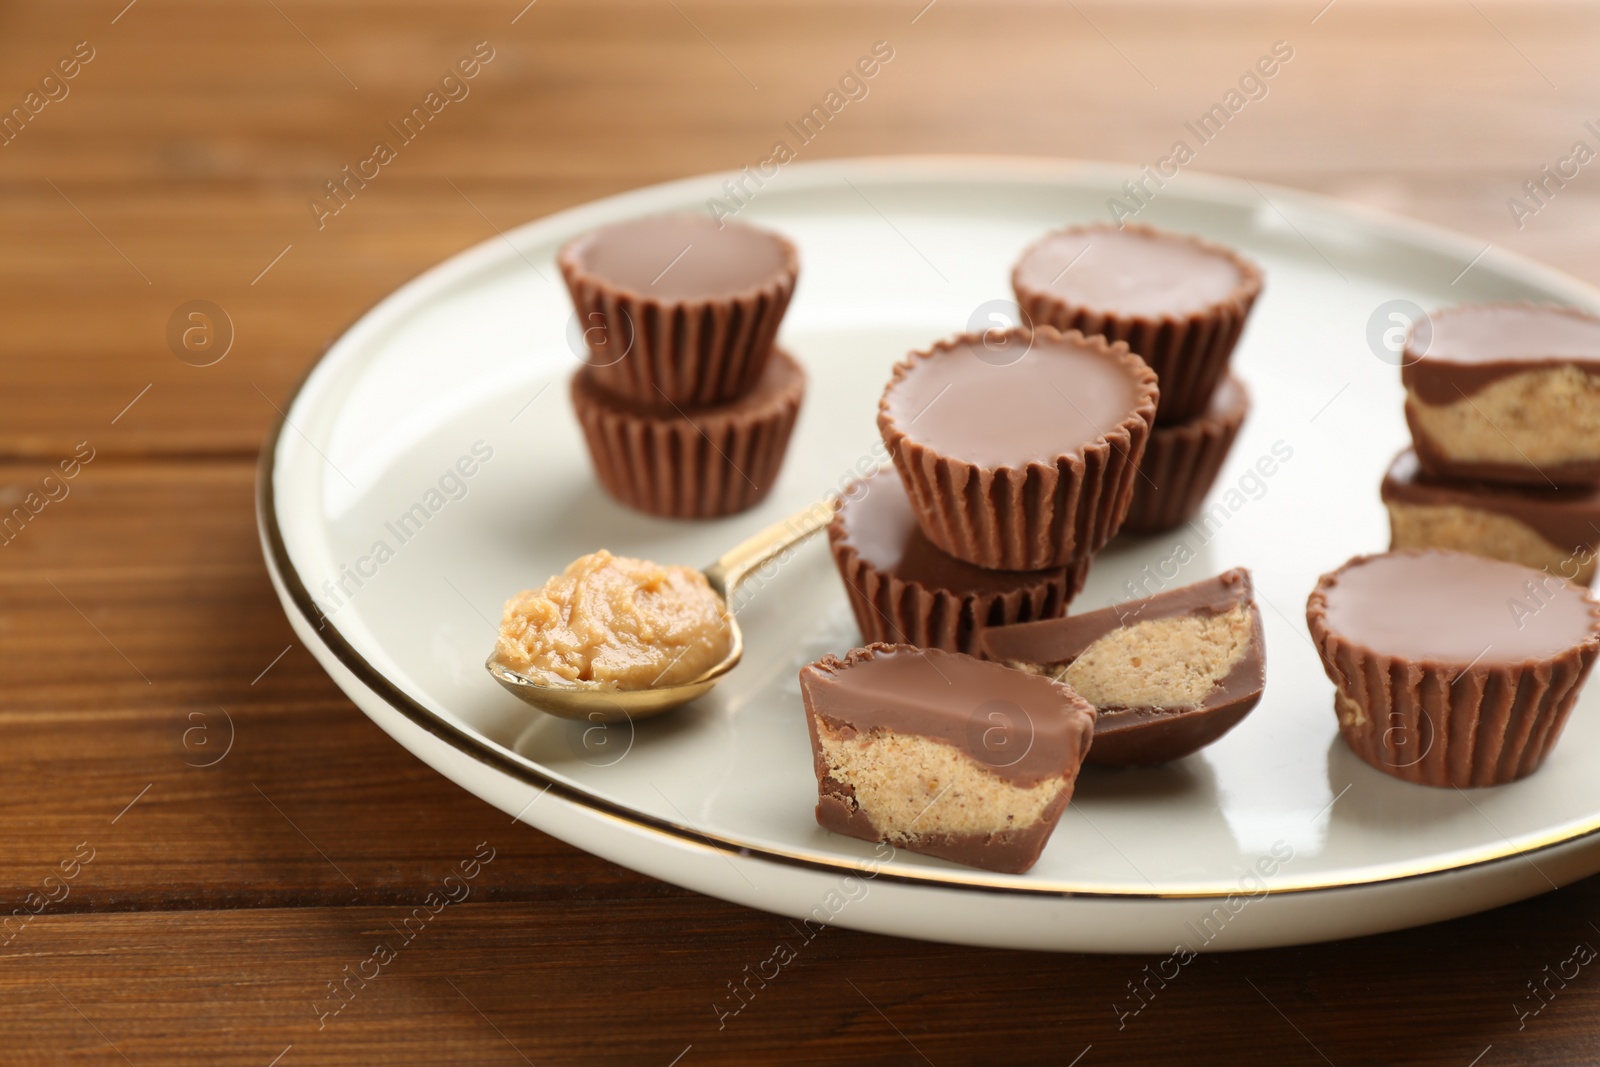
[1403,303,1600,487]
[981,569,1265,767]
[1383,448,1600,583]
[799,643,1096,874]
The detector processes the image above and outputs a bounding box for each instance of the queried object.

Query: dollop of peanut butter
[494,550,732,690]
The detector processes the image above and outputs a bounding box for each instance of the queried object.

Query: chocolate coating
[1307,549,1600,788]
[800,644,1095,785]
[1013,226,1245,317]
[800,644,1096,873]
[980,569,1264,767]
[564,213,793,302]
[1317,550,1594,665]
[558,214,799,407]
[1122,373,1250,536]
[1404,303,1600,405]
[571,347,804,519]
[829,468,1085,655]
[880,332,1143,467]
[1382,448,1600,559]
[1011,223,1262,424]
[878,326,1158,571]
[837,467,1074,597]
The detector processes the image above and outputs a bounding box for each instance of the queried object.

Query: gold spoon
[485,496,836,722]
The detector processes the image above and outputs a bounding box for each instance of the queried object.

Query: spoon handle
[702,496,837,604]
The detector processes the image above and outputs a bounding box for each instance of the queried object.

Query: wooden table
[4,1,1599,1062]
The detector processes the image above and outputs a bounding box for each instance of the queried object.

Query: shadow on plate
[512,688,732,772]
[1320,729,1492,830]
[1074,752,1219,804]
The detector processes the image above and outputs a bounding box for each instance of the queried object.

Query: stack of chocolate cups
[560,214,806,519]
[1384,303,1600,582]
[1012,223,1263,534]
[827,325,1159,656]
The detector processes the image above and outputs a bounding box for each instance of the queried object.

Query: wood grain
[5,0,1600,1062]
[9,883,1600,1067]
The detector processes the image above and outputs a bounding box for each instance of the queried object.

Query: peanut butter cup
[1123,373,1250,536]
[1306,549,1600,788]
[828,468,1086,656]
[571,347,804,519]
[1012,223,1262,424]
[981,569,1264,767]
[878,326,1158,571]
[1404,304,1600,486]
[799,643,1097,874]
[1383,448,1600,583]
[558,213,799,407]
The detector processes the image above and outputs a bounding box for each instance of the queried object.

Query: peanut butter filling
[1060,602,1254,711]
[1407,366,1600,467]
[494,550,732,690]
[1387,501,1594,582]
[814,720,1068,837]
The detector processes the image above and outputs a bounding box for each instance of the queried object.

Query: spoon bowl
[485,496,835,721]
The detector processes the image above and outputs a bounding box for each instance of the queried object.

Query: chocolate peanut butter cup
[1012,223,1262,424]
[571,347,805,519]
[558,213,799,407]
[829,468,1087,656]
[1123,373,1250,536]
[878,326,1158,571]
[1306,549,1600,788]
[799,643,1097,874]
[1383,448,1600,583]
[1403,303,1600,486]
[981,569,1265,767]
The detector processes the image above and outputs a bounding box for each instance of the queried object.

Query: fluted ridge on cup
[571,350,804,519]
[1012,223,1262,425]
[827,523,1088,656]
[1307,569,1600,788]
[558,231,798,408]
[1122,375,1250,535]
[877,327,1158,570]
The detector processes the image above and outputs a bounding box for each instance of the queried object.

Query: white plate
[259,156,1600,953]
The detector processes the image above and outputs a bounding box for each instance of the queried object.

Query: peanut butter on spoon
[485,497,837,721]
[494,550,733,692]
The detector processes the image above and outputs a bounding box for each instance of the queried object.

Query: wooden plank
[5,886,1600,1066]
[0,459,650,906]
[1,3,1598,458]
[5,1,1600,1061]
